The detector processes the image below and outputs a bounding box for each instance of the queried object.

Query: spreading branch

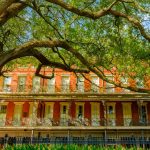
[0,39,149,93]
[0,2,26,26]
[47,0,150,42]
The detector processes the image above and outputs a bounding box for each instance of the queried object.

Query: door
[107,104,116,126]
[13,104,22,126]
[123,103,132,126]
[91,103,99,126]
[60,104,69,125]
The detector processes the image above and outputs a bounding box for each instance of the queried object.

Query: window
[136,78,144,88]
[32,77,40,92]
[76,103,84,119]
[63,105,67,114]
[60,104,68,126]
[140,105,147,124]
[107,104,116,126]
[120,77,130,92]
[61,75,70,92]
[108,106,113,114]
[105,76,114,93]
[78,105,83,118]
[3,76,12,92]
[77,76,84,92]
[0,105,7,113]
[60,104,69,118]
[0,105,7,125]
[121,77,127,84]
[18,76,26,92]
[47,77,55,93]
[91,76,99,93]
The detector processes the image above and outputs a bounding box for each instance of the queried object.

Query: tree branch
[47,0,150,42]
[47,0,118,19]
[0,2,26,26]
[35,63,55,79]
[0,0,16,15]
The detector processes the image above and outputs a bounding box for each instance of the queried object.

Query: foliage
[0,0,150,93]
[4,144,144,150]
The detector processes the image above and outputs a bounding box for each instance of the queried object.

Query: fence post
[67,130,70,144]
[31,129,34,144]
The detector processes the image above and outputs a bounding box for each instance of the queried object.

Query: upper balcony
[0,85,149,101]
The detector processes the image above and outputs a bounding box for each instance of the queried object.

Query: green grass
[3,144,143,150]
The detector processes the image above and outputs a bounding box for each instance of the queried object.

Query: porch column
[137,100,143,123]
[32,101,38,125]
[101,100,107,126]
[100,102,104,126]
[147,102,150,123]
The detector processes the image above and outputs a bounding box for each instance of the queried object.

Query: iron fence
[0,136,150,148]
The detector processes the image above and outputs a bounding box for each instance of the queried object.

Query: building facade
[0,66,150,145]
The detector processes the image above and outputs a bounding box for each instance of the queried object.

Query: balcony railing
[0,85,127,94]
[0,117,150,127]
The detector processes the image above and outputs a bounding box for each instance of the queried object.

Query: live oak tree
[0,0,150,93]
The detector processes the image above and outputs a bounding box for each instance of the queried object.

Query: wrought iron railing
[0,117,150,127]
[0,85,130,94]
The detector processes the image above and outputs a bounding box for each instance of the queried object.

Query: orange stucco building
[0,66,150,145]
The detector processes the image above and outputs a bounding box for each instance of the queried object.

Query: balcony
[0,85,149,101]
[0,117,150,129]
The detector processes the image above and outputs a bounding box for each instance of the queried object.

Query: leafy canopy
[0,0,150,93]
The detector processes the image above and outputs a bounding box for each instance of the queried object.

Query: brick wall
[53,102,60,123]
[84,102,91,123]
[131,101,139,125]
[70,101,76,119]
[116,101,123,126]
[6,102,15,125]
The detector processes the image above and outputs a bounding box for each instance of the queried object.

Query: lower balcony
[0,118,150,129]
